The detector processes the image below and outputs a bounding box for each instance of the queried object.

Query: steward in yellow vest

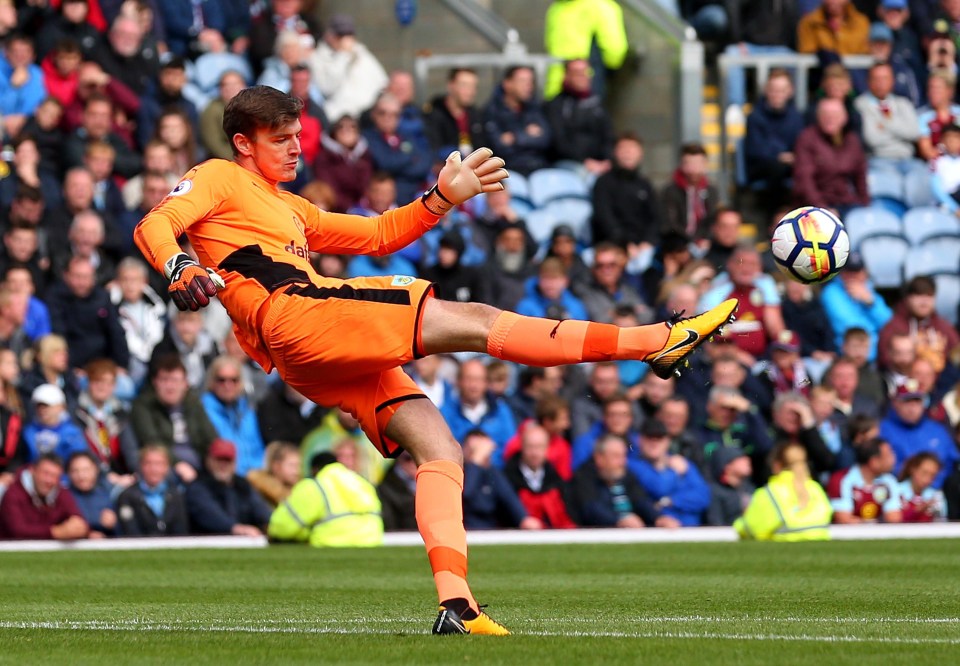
[734,443,832,542]
[268,455,383,547]
[544,0,629,98]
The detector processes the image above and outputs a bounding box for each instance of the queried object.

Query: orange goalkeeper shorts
[259,275,435,457]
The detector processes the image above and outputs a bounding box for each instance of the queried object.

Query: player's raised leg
[418,297,739,379]
[383,398,510,636]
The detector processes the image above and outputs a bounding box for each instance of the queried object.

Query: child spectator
[705,446,754,526]
[931,123,960,213]
[115,444,189,536]
[898,452,947,522]
[503,423,576,529]
[247,441,302,508]
[65,450,118,537]
[0,453,89,540]
[462,430,543,530]
[828,437,903,523]
[75,358,138,483]
[917,71,960,161]
[24,383,86,463]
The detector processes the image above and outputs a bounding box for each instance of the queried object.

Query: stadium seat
[843,206,903,250]
[902,206,960,246]
[903,238,960,280]
[934,274,960,325]
[543,198,593,242]
[511,198,535,217]
[506,170,530,202]
[528,168,589,207]
[859,236,909,288]
[525,207,562,244]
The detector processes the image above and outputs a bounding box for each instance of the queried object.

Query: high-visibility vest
[544,0,629,98]
[734,471,832,542]
[268,463,383,547]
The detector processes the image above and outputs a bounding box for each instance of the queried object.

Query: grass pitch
[1,539,958,665]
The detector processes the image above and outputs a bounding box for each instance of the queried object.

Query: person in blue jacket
[0,35,47,139]
[482,66,552,175]
[515,257,589,322]
[200,356,265,477]
[628,418,711,526]
[363,92,432,205]
[158,0,228,58]
[571,393,640,470]
[820,252,892,363]
[440,358,517,467]
[461,430,543,530]
[23,383,87,462]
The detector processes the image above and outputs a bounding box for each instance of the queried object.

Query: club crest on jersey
[169,180,193,196]
[285,239,309,258]
[392,275,415,287]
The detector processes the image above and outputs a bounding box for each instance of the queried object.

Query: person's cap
[770,329,801,353]
[880,0,908,9]
[438,230,465,254]
[550,224,576,242]
[846,251,865,271]
[160,55,186,71]
[31,383,66,406]
[208,439,237,461]
[869,23,894,43]
[640,418,669,439]
[329,14,356,36]
[891,377,924,401]
[711,446,748,480]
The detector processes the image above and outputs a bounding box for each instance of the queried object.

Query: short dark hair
[13,184,42,203]
[222,86,304,156]
[66,450,99,472]
[36,452,64,469]
[517,366,545,390]
[616,130,643,146]
[150,353,186,379]
[448,67,476,82]
[680,142,707,157]
[905,275,936,296]
[54,38,82,56]
[503,65,533,82]
[853,437,887,466]
[898,451,942,483]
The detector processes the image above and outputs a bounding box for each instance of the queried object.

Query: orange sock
[486,311,670,366]
[415,460,478,613]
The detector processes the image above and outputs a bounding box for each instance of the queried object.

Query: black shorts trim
[375,393,430,414]
[412,282,436,359]
[285,282,411,305]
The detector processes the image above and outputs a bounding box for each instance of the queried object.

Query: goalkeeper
[135,86,737,636]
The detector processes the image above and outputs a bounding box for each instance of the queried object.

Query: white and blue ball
[771,206,850,284]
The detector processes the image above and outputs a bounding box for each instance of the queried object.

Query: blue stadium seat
[860,236,909,288]
[506,170,530,202]
[525,207,562,245]
[543,198,593,242]
[528,168,590,207]
[903,238,960,280]
[511,198,535,217]
[843,206,903,250]
[901,206,960,246]
[934,274,960,326]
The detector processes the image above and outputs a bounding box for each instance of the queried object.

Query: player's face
[249,120,303,184]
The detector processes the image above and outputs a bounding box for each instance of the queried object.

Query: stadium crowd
[0,0,958,546]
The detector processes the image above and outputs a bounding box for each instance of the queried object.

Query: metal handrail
[438,0,519,51]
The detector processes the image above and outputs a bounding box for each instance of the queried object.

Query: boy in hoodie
[23,383,86,462]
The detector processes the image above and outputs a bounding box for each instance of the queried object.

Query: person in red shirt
[0,453,89,540]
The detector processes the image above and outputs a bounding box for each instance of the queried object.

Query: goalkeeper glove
[164,253,225,311]
[421,147,507,215]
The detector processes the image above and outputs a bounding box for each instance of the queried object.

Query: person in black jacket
[185,439,272,535]
[567,433,675,528]
[590,132,661,252]
[44,256,130,371]
[256,381,326,446]
[423,67,487,166]
[419,230,487,304]
[377,450,418,531]
[545,59,613,174]
[116,444,189,536]
[482,66,551,175]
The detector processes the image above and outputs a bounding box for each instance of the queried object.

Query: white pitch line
[1,620,959,645]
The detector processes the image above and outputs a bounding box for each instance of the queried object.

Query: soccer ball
[770,206,850,284]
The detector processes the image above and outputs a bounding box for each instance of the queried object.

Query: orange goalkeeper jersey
[134,159,441,370]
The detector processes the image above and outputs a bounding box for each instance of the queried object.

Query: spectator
[247,440,301,507]
[483,65,552,175]
[199,355,265,478]
[151,309,219,389]
[543,0,628,98]
[0,285,30,360]
[880,377,958,487]
[503,394,572,480]
[660,143,719,242]
[771,391,837,480]
[859,22,920,106]
[569,362,623,442]
[931,122,960,211]
[441,359,517,465]
[544,58,613,174]
[546,224,592,292]
[109,257,167,385]
[186,439,272,535]
[409,355,454,410]
[878,0,925,88]
[734,442,833,541]
[115,443,190,536]
[917,70,960,161]
[805,62,863,136]
[824,357,883,434]
[137,56,199,150]
[744,69,804,211]
[309,14,388,124]
[121,141,178,212]
[50,211,117,286]
[590,132,661,253]
[63,94,141,179]
[699,207,742,274]
[0,452,89,540]
[838,328,887,406]
[158,0,226,58]
[152,108,199,176]
[821,252,893,361]
[571,393,640,471]
[0,135,62,210]
[424,67,487,166]
[629,418,710,526]
[828,436,903,522]
[256,382,324,446]
[419,230,487,305]
[502,365,562,424]
[313,115,372,213]
[90,14,158,95]
[363,92,432,207]
[705,446,754,526]
[36,0,104,60]
[19,334,81,417]
[461,430,543,530]
[855,62,930,207]
[575,242,649,324]
[81,141,126,223]
[515,257,589,322]
[74,359,138,481]
[0,364,27,487]
[757,331,814,412]
[377,450,418,532]
[45,256,129,371]
[61,61,140,137]
[40,41,82,113]
[780,280,837,373]
[2,268,46,348]
[0,219,49,297]
[0,34,46,139]
[503,423,575,529]
[696,385,775,482]
[656,395,701,463]
[248,0,319,74]
[199,69,247,160]
[269,450,384,546]
[256,30,322,103]
[131,354,218,482]
[721,0,798,107]
[65,450,118,537]
[879,276,959,376]
[23,383,87,463]
[797,0,870,54]
[793,97,870,213]
[300,408,388,485]
[567,433,669,528]
[898,451,948,521]
[482,221,537,311]
[372,70,425,142]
